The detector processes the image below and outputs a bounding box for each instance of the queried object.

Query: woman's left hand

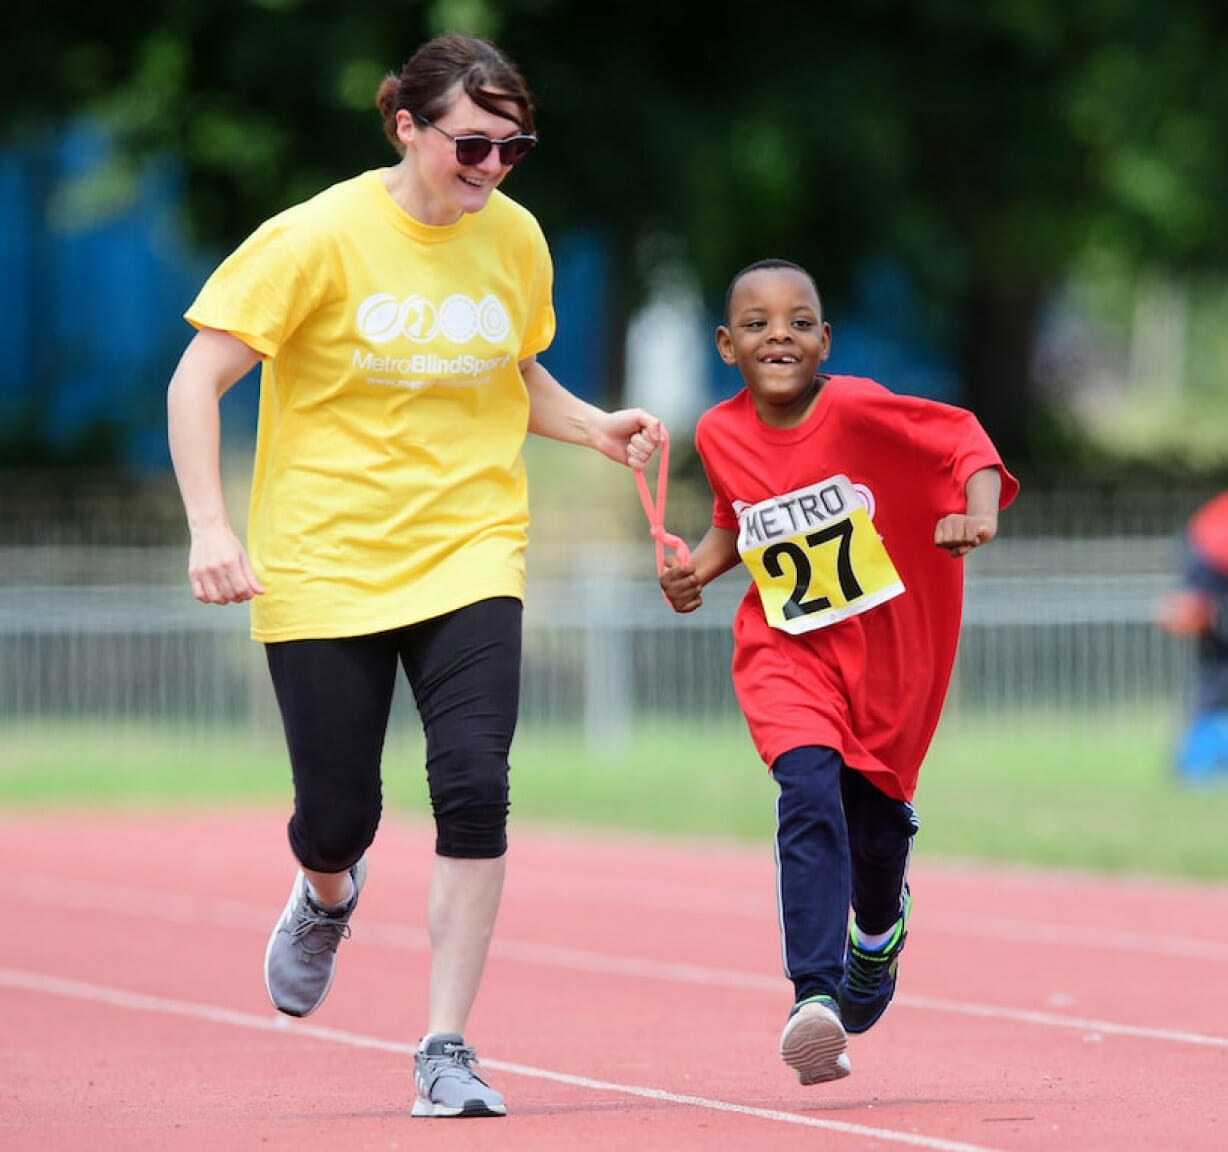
[596,409,663,468]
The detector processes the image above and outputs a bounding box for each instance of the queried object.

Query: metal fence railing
[0,534,1197,756]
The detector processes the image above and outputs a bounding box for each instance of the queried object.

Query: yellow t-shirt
[186,171,556,641]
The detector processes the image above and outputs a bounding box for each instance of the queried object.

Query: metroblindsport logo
[356,292,511,345]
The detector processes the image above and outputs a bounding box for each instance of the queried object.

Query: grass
[914,709,1228,879]
[2,707,1227,880]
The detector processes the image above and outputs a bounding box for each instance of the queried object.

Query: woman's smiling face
[398,88,525,224]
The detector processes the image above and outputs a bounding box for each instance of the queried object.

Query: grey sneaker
[263,858,366,1017]
[411,1033,506,1118]
[779,994,851,1085]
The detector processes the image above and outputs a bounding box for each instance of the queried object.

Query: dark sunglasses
[414,114,537,167]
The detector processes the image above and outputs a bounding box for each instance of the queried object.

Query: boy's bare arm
[934,467,1002,557]
[660,527,740,613]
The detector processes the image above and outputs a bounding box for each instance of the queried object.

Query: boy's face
[716,268,831,415]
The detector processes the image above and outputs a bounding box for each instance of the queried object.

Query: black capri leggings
[265,597,522,871]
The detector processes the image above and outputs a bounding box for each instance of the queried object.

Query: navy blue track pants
[772,745,919,1003]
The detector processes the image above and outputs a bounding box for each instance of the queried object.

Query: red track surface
[4,810,1226,1151]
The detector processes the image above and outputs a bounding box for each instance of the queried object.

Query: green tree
[502,1,1228,463]
[5,0,1227,464]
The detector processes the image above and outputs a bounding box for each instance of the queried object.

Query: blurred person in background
[1156,490,1228,783]
[166,32,660,1118]
[658,259,1018,1087]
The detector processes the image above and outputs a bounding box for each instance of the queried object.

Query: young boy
[660,259,1018,1085]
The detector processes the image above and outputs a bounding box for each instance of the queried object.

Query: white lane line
[486,938,1228,1047]
[924,915,1228,963]
[901,995,1228,1048]
[19,872,1228,963]
[16,874,1228,1048]
[0,966,1013,1152]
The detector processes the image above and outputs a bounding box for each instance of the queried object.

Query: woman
[166,33,660,1118]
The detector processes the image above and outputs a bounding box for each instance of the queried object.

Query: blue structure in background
[539,228,608,404]
[0,123,228,469]
[827,260,956,402]
[1,127,955,471]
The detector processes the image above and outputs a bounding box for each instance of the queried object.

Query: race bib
[737,475,904,635]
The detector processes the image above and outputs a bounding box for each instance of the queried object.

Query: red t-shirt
[696,375,1019,800]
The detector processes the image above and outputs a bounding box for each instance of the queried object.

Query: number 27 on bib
[737,475,905,635]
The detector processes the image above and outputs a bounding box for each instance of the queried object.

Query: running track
[4,811,1225,1151]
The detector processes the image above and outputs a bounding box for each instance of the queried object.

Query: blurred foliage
[3,0,1228,470]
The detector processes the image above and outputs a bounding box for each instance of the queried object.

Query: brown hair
[375,33,535,154]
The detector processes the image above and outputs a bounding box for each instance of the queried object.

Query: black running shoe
[837,890,911,1034]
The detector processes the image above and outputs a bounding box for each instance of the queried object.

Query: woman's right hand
[167,327,265,606]
[187,524,264,605]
